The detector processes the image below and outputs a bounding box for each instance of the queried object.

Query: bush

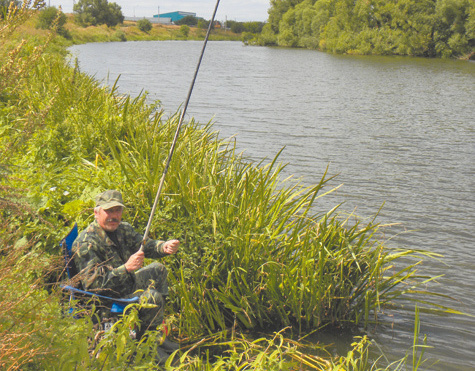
[241,31,254,44]
[180,24,190,38]
[113,29,126,41]
[137,18,152,33]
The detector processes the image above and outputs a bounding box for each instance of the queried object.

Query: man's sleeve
[73,240,134,297]
[123,222,167,259]
[144,238,167,258]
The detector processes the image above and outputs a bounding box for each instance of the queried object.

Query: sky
[46,0,270,22]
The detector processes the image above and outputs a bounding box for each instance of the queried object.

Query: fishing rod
[139,0,221,251]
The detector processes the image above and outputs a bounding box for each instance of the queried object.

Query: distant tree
[137,18,152,32]
[226,20,265,34]
[243,21,265,33]
[0,0,21,19]
[106,2,123,27]
[268,0,306,33]
[37,6,66,30]
[262,0,474,57]
[175,15,198,26]
[197,19,210,29]
[227,20,245,33]
[73,0,124,28]
[36,6,70,38]
[434,0,475,57]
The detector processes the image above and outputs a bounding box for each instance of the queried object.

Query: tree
[433,0,474,57]
[36,6,65,29]
[197,19,210,29]
[264,0,473,57]
[227,20,245,33]
[244,21,265,33]
[175,15,198,26]
[268,0,307,33]
[137,18,152,32]
[36,6,70,38]
[73,0,124,28]
[105,2,123,27]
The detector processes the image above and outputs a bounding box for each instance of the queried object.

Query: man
[72,189,179,359]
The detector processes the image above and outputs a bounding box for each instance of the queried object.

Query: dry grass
[0,231,53,370]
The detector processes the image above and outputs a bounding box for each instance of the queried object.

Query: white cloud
[46,0,270,22]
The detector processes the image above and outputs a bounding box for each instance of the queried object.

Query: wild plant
[0,0,50,98]
[0,218,89,370]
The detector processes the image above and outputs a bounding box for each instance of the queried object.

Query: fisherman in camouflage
[72,190,180,357]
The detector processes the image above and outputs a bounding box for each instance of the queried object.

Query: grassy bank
[63,14,242,45]
[0,3,455,370]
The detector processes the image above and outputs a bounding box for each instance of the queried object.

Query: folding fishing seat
[60,223,140,331]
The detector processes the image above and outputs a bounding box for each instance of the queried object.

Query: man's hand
[125,250,144,272]
[163,239,180,255]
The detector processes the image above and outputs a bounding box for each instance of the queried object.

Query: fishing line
[140,0,221,251]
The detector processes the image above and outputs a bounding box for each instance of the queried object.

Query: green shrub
[241,31,255,44]
[180,24,190,38]
[137,18,152,33]
[113,29,126,41]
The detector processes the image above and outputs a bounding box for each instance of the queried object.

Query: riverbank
[61,14,242,45]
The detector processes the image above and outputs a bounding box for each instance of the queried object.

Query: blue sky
[47,0,270,22]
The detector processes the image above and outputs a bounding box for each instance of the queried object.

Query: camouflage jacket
[72,220,166,297]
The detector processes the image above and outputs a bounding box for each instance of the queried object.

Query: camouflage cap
[95,190,125,210]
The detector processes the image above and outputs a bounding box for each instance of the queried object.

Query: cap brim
[100,201,125,210]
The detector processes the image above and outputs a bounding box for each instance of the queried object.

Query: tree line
[255,0,475,58]
[175,15,265,34]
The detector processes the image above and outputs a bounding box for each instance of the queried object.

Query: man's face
[95,206,123,232]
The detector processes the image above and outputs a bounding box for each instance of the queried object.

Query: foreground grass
[0,2,455,370]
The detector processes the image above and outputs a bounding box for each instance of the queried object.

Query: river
[69,40,475,370]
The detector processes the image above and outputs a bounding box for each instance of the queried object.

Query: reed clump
[0,2,449,369]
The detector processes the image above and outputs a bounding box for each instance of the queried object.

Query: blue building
[153,11,196,23]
